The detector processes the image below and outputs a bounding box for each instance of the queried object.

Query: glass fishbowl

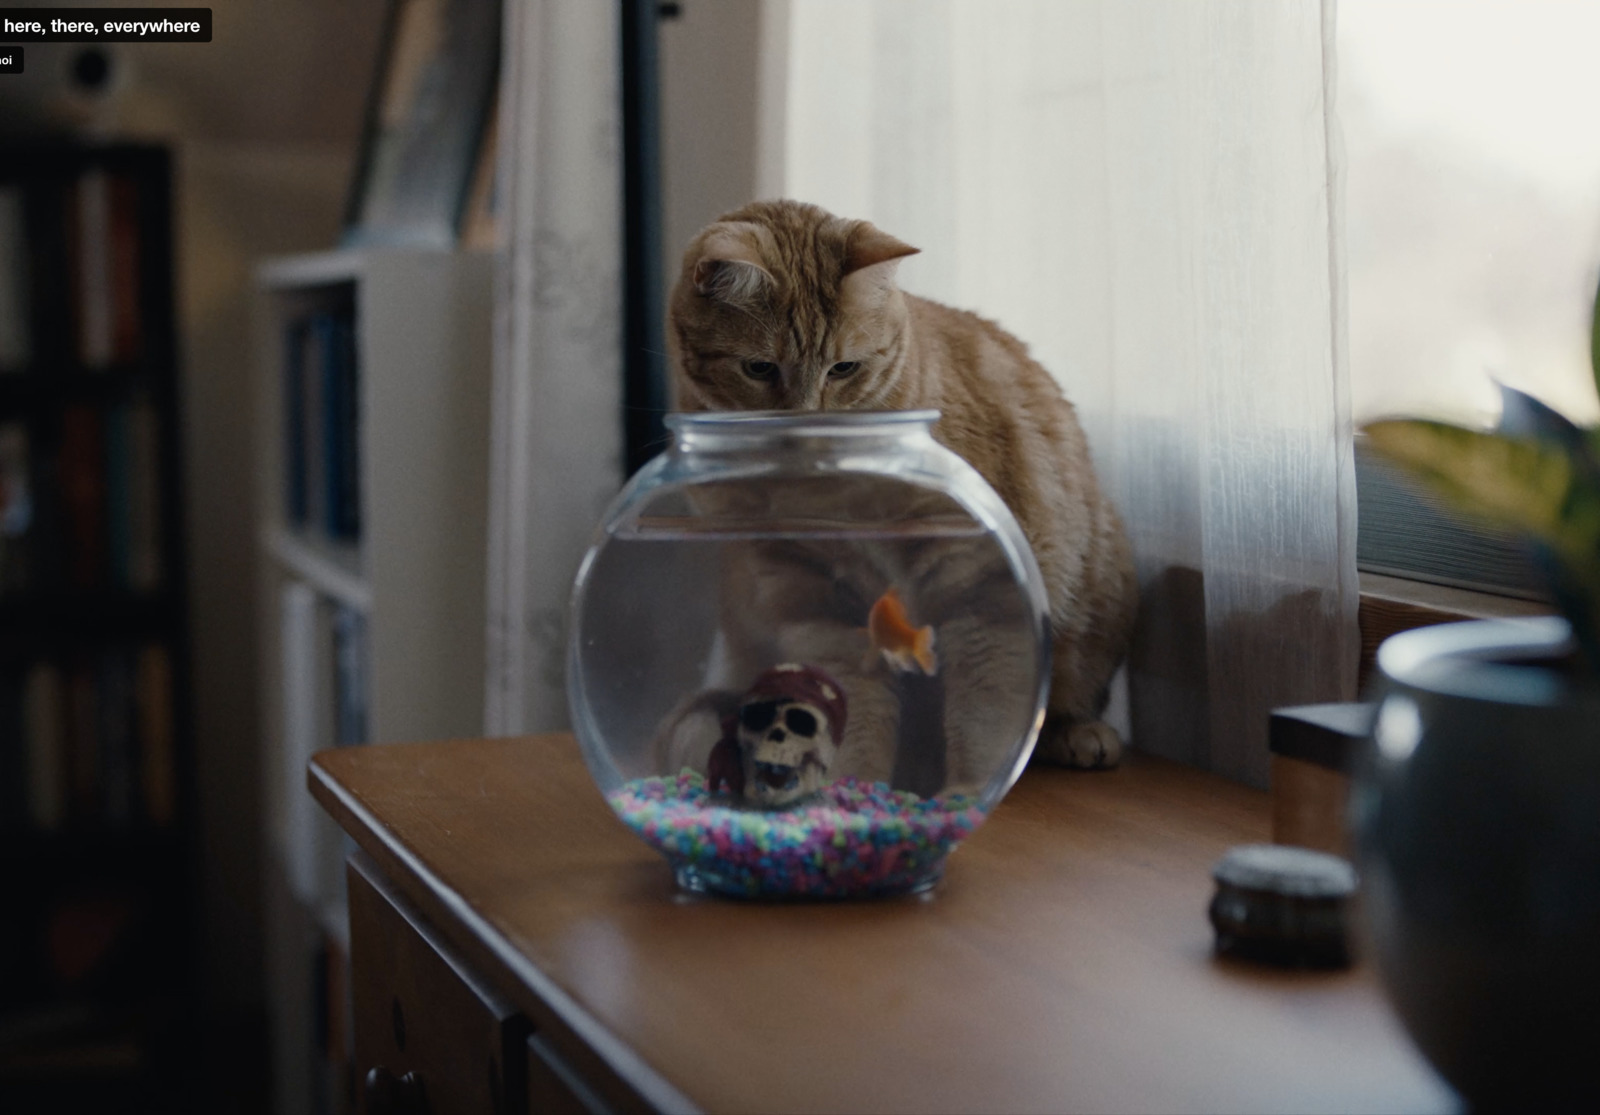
[568,411,1050,898]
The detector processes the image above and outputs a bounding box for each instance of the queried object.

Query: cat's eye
[743,360,780,381]
[829,361,861,378]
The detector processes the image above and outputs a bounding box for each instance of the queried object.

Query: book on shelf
[66,659,99,822]
[98,649,135,826]
[105,403,132,590]
[1,643,176,832]
[280,581,369,907]
[332,314,361,541]
[0,399,163,599]
[112,396,163,592]
[129,399,163,591]
[25,661,66,830]
[108,174,142,366]
[137,643,176,827]
[281,582,331,904]
[1,160,155,377]
[0,183,30,370]
[283,309,361,544]
[0,419,32,592]
[25,424,65,594]
[332,604,368,748]
[280,582,325,903]
[73,170,112,369]
[285,318,326,536]
[70,168,143,370]
[318,315,341,542]
[284,317,308,527]
[0,668,25,826]
[302,320,326,535]
[60,405,108,590]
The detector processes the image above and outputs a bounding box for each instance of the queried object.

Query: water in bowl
[570,513,1043,897]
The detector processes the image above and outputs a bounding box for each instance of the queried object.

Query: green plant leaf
[1365,420,1575,535]
[1366,419,1600,669]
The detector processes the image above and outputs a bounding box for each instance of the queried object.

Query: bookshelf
[253,247,493,1114]
[0,144,194,1098]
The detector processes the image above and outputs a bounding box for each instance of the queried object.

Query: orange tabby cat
[666,200,1137,772]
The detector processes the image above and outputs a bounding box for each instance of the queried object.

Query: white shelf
[264,526,372,612]
[257,242,493,1115]
[255,248,370,290]
[255,243,492,816]
[256,246,493,291]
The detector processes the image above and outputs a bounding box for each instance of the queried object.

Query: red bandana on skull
[707,663,849,804]
[739,664,848,740]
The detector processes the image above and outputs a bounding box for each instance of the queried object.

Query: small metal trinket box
[1209,843,1357,968]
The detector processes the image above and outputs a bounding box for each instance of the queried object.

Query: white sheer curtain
[773,0,1357,786]
[484,0,625,734]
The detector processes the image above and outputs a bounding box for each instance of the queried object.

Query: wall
[657,0,765,299]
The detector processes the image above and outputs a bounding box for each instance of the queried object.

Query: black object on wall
[620,0,670,475]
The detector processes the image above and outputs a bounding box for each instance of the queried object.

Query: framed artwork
[343,0,502,248]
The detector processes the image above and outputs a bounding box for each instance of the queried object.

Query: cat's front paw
[1035,718,1123,771]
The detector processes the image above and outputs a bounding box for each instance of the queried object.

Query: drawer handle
[365,1066,429,1115]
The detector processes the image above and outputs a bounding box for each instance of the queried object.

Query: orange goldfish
[865,587,938,675]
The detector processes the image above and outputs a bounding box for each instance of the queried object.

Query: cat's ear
[844,223,920,276]
[690,222,774,306]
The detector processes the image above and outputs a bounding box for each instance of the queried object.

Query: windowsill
[1361,570,1553,617]
[1357,570,1554,687]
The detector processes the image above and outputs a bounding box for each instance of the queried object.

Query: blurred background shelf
[253,244,493,1115]
[0,140,196,1111]
[256,250,374,292]
[0,370,166,409]
[0,826,184,870]
[0,591,178,634]
[262,528,369,613]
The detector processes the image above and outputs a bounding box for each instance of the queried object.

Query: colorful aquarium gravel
[608,769,987,898]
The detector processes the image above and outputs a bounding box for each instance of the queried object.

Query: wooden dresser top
[310,734,1451,1114]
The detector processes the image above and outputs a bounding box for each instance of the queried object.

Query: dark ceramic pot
[1354,617,1600,1108]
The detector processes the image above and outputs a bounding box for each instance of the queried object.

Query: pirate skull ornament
[707,663,849,807]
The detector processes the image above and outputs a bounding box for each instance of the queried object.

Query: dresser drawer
[349,853,529,1115]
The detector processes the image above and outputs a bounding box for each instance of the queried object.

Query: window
[1342,0,1600,595]
[1343,0,1600,428]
